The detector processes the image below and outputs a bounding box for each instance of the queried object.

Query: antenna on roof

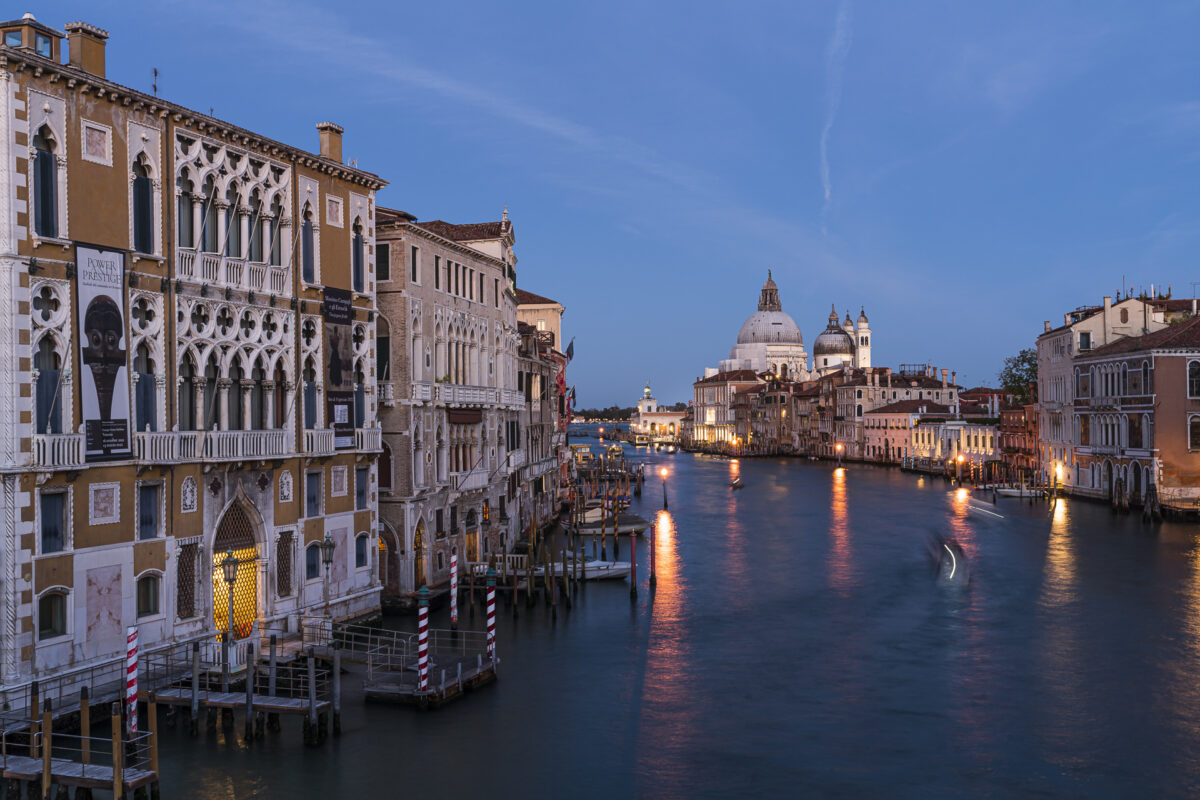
[152,68,158,97]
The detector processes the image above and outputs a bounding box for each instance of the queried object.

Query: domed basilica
[717,272,871,378]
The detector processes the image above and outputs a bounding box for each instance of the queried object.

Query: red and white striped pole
[629,529,638,599]
[450,548,459,631]
[416,586,430,692]
[125,626,139,733]
[486,568,497,660]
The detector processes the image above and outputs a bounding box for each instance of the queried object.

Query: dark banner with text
[324,287,354,449]
[75,243,132,460]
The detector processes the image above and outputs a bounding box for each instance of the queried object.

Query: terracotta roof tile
[414,220,508,242]
[865,400,952,415]
[515,288,559,306]
[1089,316,1200,356]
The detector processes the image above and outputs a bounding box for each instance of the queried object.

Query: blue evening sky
[42,1,1200,406]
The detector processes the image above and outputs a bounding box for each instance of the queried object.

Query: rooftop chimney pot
[64,21,108,78]
[316,121,344,163]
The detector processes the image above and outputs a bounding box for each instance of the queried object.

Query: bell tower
[758,270,781,312]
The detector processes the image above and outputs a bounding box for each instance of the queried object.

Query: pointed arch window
[200,177,219,253]
[178,357,196,431]
[34,336,62,434]
[228,360,244,431]
[301,204,315,283]
[352,218,365,293]
[224,183,241,257]
[134,343,156,432]
[268,196,283,267]
[248,192,263,263]
[177,171,195,248]
[33,126,58,238]
[132,158,154,254]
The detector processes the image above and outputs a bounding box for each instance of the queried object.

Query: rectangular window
[4,31,21,47]
[301,220,315,283]
[445,261,451,292]
[1079,331,1092,351]
[411,245,420,284]
[138,484,160,540]
[436,509,444,534]
[468,269,475,300]
[479,274,484,303]
[276,531,294,597]
[306,544,321,580]
[137,576,159,617]
[434,255,440,289]
[306,471,322,518]
[177,543,197,619]
[352,232,365,293]
[376,242,391,282]
[377,335,391,381]
[40,492,65,554]
[355,534,368,568]
[356,467,368,510]
[495,278,500,308]
[35,33,50,58]
[39,593,65,640]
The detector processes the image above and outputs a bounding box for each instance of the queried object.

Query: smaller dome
[857,307,869,326]
[813,326,856,357]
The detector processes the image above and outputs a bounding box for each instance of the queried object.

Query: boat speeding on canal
[730,476,744,490]
[995,487,1044,498]
[929,535,969,585]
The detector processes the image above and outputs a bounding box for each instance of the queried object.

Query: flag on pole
[565,337,575,361]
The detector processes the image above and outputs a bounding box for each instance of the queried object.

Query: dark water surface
[158,446,1200,798]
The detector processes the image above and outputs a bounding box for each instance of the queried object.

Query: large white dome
[736,310,804,345]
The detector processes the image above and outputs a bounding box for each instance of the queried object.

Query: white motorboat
[995,487,1044,498]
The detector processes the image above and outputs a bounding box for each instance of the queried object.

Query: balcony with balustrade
[453,468,489,492]
[303,428,335,457]
[379,382,397,407]
[32,433,85,470]
[412,382,433,404]
[175,248,289,295]
[355,425,383,452]
[134,429,294,463]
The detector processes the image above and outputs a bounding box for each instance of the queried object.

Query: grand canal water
[157,434,1200,797]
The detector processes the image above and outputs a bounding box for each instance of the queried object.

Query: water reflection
[829,467,851,594]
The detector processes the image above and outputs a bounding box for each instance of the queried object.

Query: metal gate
[212,503,258,640]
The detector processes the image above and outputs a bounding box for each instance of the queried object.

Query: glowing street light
[956,453,965,485]
[660,466,669,510]
[220,549,239,643]
[835,442,843,467]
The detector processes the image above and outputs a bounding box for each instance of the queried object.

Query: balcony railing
[379,382,397,407]
[175,247,289,294]
[355,426,383,452]
[412,382,433,403]
[529,456,558,478]
[32,433,84,469]
[453,468,489,492]
[134,430,179,463]
[505,449,525,470]
[502,389,523,407]
[304,428,335,456]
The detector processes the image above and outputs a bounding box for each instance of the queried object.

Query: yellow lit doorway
[212,503,258,640]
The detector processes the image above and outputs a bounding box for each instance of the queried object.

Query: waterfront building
[374,211,524,597]
[515,287,565,350]
[821,364,958,460]
[629,382,686,439]
[999,400,1039,483]
[1036,295,1170,489]
[862,400,948,464]
[909,406,1001,479]
[0,15,387,685]
[812,306,872,375]
[1070,316,1200,511]
[516,320,568,529]
[691,369,762,447]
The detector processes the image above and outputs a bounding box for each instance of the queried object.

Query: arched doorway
[212,502,259,640]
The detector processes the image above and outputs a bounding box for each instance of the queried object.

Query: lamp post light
[660,466,668,510]
[321,532,336,620]
[835,442,843,467]
[956,453,965,485]
[220,548,239,643]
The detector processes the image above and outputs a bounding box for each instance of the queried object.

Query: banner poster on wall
[324,287,354,449]
[75,243,132,460]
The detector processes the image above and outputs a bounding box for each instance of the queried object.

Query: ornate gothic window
[132,157,154,254]
[32,125,58,238]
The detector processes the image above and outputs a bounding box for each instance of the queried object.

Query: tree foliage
[998,348,1038,403]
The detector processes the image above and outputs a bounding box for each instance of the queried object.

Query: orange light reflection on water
[829,467,851,593]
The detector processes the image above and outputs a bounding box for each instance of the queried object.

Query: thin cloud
[820,0,853,235]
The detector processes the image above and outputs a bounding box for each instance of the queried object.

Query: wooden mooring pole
[332,644,342,737]
[41,699,51,800]
[268,634,280,732]
[110,703,123,799]
[304,648,319,747]
[243,644,255,742]
[80,685,91,765]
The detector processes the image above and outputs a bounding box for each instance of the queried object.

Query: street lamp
[835,442,843,467]
[956,453,965,485]
[321,532,336,619]
[660,466,669,510]
[220,549,239,643]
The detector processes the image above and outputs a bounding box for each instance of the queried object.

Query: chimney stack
[1044,320,1052,333]
[951,370,956,389]
[316,121,344,163]
[64,22,108,78]
[941,369,948,389]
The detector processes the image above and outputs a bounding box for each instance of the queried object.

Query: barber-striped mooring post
[417,586,430,692]
[486,568,497,661]
[450,549,459,631]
